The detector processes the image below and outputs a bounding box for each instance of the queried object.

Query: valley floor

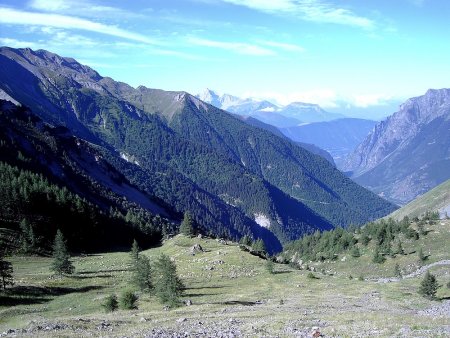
[1,220,450,337]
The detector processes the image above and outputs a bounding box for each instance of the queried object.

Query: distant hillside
[280,118,377,168]
[343,89,450,205]
[387,179,450,221]
[236,115,335,165]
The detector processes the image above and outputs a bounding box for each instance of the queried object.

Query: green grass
[1,224,450,337]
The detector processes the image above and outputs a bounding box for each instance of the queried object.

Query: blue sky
[0,0,449,116]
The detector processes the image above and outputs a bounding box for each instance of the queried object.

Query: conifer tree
[50,229,74,275]
[418,248,426,263]
[350,246,361,258]
[133,255,153,291]
[252,239,266,255]
[179,212,194,237]
[394,263,402,278]
[0,252,14,290]
[153,254,184,307]
[372,245,386,264]
[130,239,140,265]
[19,218,37,254]
[419,271,439,300]
[396,241,404,255]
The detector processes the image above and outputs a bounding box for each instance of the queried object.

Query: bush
[102,294,118,313]
[120,290,138,310]
[266,259,275,274]
[307,272,318,279]
[446,281,450,289]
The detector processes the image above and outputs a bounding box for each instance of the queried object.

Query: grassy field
[1,220,450,337]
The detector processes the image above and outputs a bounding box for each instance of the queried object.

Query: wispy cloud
[242,89,394,108]
[0,7,159,45]
[259,40,305,52]
[28,0,144,19]
[0,37,40,49]
[219,0,375,29]
[188,37,275,56]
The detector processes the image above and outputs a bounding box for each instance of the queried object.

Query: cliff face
[343,89,450,205]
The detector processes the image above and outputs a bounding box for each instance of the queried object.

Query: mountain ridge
[343,88,450,205]
[0,46,396,250]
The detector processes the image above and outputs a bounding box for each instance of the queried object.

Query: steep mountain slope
[281,118,377,168]
[236,115,335,165]
[0,100,173,251]
[0,47,396,249]
[343,89,450,205]
[387,179,450,221]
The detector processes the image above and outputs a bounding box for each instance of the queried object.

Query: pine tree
[179,212,194,237]
[50,229,74,275]
[419,271,439,300]
[418,248,426,263]
[252,239,266,255]
[266,259,275,274]
[130,239,140,265]
[132,255,153,291]
[396,241,404,255]
[0,253,14,290]
[350,246,361,258]
[19,218,37,254]
[153,254,184,307]
[239,235,252,246]
[372,245,386,264]
[394,263,402,278]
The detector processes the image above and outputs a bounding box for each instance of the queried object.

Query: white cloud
[259,40,305,52]
[241,89,394,108]
[188,37,275,56]
[220,0,374,29]
[0,37,40,49]
[0,7,159,45]
[28,0,143,19]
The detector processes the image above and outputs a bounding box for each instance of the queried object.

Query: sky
[0,0,449,117]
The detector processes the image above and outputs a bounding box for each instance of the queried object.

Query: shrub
[307,272,318,279]
[102,294,118,313]
[120,290,138,310]
[266,259,275,274]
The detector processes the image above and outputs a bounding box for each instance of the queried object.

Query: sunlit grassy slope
[387,179,450,221]
[1,221,449,337]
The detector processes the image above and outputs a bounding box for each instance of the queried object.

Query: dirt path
[375,260,450,283]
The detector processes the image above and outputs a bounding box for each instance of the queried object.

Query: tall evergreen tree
[19,218,37,254]
[372,245,386,264]
[133,255,153,292]
[0,253,14,290]
[153,254,184,307]
[179,211,194,237]
[50,229,74,275]
[419,271,439,300]
[252,239,266,255]
[130,239,140,265]
[418,248,426,263]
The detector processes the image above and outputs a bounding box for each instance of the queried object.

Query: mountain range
[196,88,344,127]
[0,47,396,251]
[344,88,450,205]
